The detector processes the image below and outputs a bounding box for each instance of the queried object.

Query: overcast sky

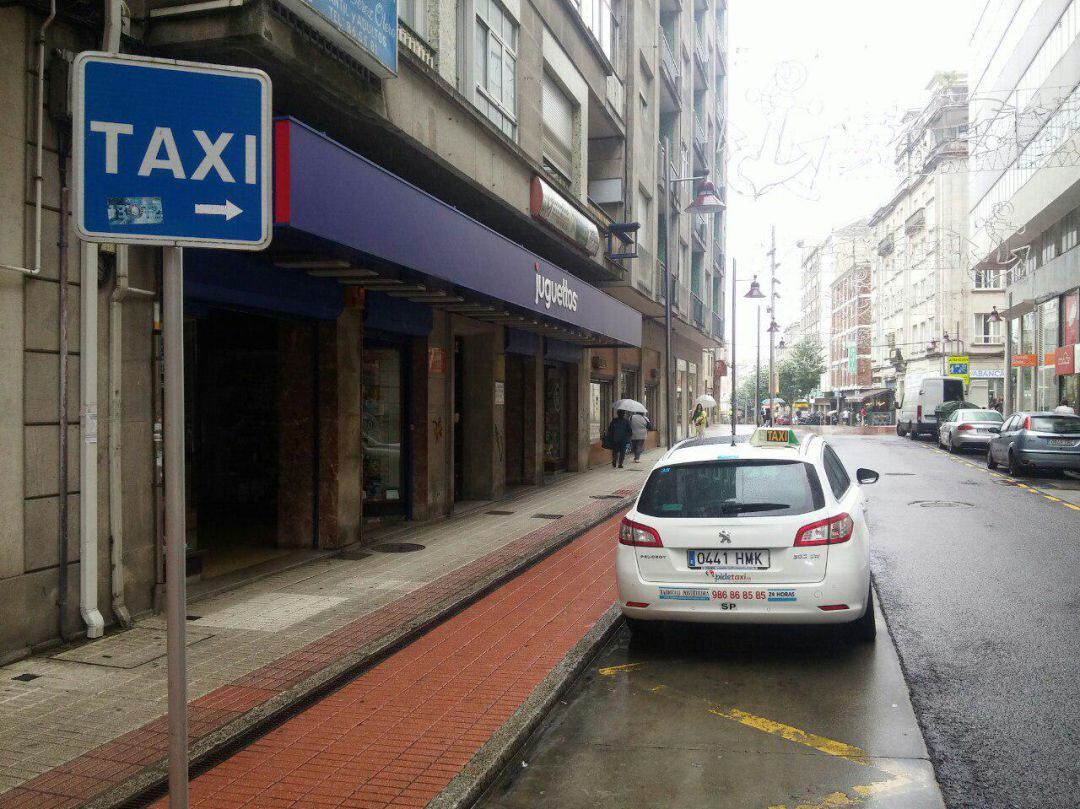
[725,0,976,368]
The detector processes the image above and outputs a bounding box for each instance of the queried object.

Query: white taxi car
[616,427,879,641]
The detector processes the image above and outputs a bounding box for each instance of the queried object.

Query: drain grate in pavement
[12,673,40,682]
[590,494,623,499]
[486,510,515,515]
[371,542,426,553]
[532,513,564,520]
[908,500,974,508]
[336,550,374,561]
[186,614,202,621]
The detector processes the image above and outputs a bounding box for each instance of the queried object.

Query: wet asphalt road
[827,434,1080,809]
[476,433,1080,809]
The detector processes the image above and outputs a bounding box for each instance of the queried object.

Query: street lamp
[726,269,766,445]
[662,136,726,448]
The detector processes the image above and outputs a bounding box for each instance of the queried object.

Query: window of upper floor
[459,0,518,140]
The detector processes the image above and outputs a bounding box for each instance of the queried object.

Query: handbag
[600,430,612,450]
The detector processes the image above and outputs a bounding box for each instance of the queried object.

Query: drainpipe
[109,248,153,628]
[80,238,105,640]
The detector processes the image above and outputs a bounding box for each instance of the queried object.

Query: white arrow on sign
[194,200,243,220]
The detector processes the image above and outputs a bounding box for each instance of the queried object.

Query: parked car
[896,374,965,439]
[987,412,1080,475]
[937,409,1003,453]
[617,426,879,642]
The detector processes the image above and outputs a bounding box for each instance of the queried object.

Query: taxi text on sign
[73,52,272,250]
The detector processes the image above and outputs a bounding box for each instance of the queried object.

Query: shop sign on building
[1011,353,1038,367]
[529,176,601,255]
[281,0,397,76]
[428,347,446,374]
[946,355,969,385]
[713,359,727,377]
[74,52,272,249]
[1055,344,1076,376]
[970,368,1005,379]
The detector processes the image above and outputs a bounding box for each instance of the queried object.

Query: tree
[734,366,769,419]
[777,338,827,404]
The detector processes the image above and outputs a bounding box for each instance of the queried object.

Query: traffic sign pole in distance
[73,51,271,248]
[73,51,271,809]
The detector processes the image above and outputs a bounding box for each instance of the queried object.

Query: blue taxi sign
[73,52,272,250]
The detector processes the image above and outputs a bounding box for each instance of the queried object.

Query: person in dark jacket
[607,410,632,468]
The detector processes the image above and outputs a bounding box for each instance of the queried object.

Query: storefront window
[1039,299,1059,410]
[1063,290,1079,346]
[676,358,687,440]
[644,384,658,422]
[363,348,404,510]
[589,380,612,442]
[618,369,639,401]
[1020,311,1036,411]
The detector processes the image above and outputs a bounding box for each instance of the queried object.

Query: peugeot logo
[718,530,732,544]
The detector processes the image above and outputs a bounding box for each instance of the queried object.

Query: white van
[896,373,965,439]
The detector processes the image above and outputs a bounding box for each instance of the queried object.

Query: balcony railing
[659,27,679,82]
[694,34,710,71]
[712,311,724,340]
[656,261,668,302]
[693,114,708,151]
[692,218,707,248]
[692,293,705,328]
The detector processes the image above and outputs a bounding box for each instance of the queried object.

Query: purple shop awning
[273,118,641,347]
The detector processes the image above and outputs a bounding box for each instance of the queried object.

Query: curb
[427,605,622,809]
[88,496,635,809]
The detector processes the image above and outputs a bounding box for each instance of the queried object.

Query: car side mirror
[856,468,879,485]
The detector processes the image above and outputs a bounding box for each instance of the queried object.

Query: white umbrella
[761,397,787,405]
[613,398,647,414]
[695,394,717,408]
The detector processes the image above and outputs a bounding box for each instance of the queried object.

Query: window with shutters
[460,0,517,139]
[542,72,576,187]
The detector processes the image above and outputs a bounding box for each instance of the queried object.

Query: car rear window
[962,411,1003,422]
[637,460,825,519]
[1030,416,1080,434]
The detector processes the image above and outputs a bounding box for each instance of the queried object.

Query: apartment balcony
[712,311,724,341]
[691,217,708,251]
[693,113,709,156]
[656,261,668,303]
[693,34,710,79]
[692,292,705,329]
[672,279,691,316]
[714,31,727,76]
[658,28,681,113]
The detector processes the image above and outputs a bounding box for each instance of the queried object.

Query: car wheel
[1008,450,1025,477]
[848,586,877,643]
[947,434,957,453]
[987,447,997,470]
[896,422,907,437]
[907,424,918,440]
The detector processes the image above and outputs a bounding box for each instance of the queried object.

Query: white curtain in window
[542,74,575,179]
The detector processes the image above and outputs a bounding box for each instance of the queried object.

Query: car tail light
[957,423,973,432]
[819,604,850,611]
[917,405,923,421]
[619,518,663,547]
[625,601,650,608]
[1022,415,1031,430]
[794,513,854,546]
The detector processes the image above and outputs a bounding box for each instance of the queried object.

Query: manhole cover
[12,673,40,682]
[533,513,564,520]
[590,495,623,500]
[371,542,425,553]
[486,510,515,515]
[908,500,974,508]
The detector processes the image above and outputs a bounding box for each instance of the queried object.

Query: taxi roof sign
[750,426,799,447]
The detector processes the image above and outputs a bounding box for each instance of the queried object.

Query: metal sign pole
[163,245,188,809]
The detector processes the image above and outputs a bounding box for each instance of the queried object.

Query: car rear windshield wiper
[719,501,790,514]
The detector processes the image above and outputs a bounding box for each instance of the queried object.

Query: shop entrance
[362,342,407,517]
[453,336,466,500]
[504,353,528,485]
[544,362,569,473]
[185,309,288,579]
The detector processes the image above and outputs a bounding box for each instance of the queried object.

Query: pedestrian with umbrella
[606,400,643,469]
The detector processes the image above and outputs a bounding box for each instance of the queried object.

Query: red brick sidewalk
[155,512,622,809]
[0,496,632,809]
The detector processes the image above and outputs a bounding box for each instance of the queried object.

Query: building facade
[870,73,1006,408]
[969,0,1080,414]
[0,0,727,661]
[829,257,873,398]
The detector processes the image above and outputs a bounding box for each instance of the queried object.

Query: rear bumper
[953,433,994,448]
[615,546,869,624]
[1016,449,1080,470]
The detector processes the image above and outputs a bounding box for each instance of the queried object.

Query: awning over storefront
[272,118,641,347]
[846,388,892,403]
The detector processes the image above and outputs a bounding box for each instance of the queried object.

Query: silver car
[938,409,1003,453]
[987,412,1080,476]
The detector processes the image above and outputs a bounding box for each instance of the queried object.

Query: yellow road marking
[598,662,644,676]
[707,707,869,765]
[1044,495,1061,502]
[1065,503,1080,511]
